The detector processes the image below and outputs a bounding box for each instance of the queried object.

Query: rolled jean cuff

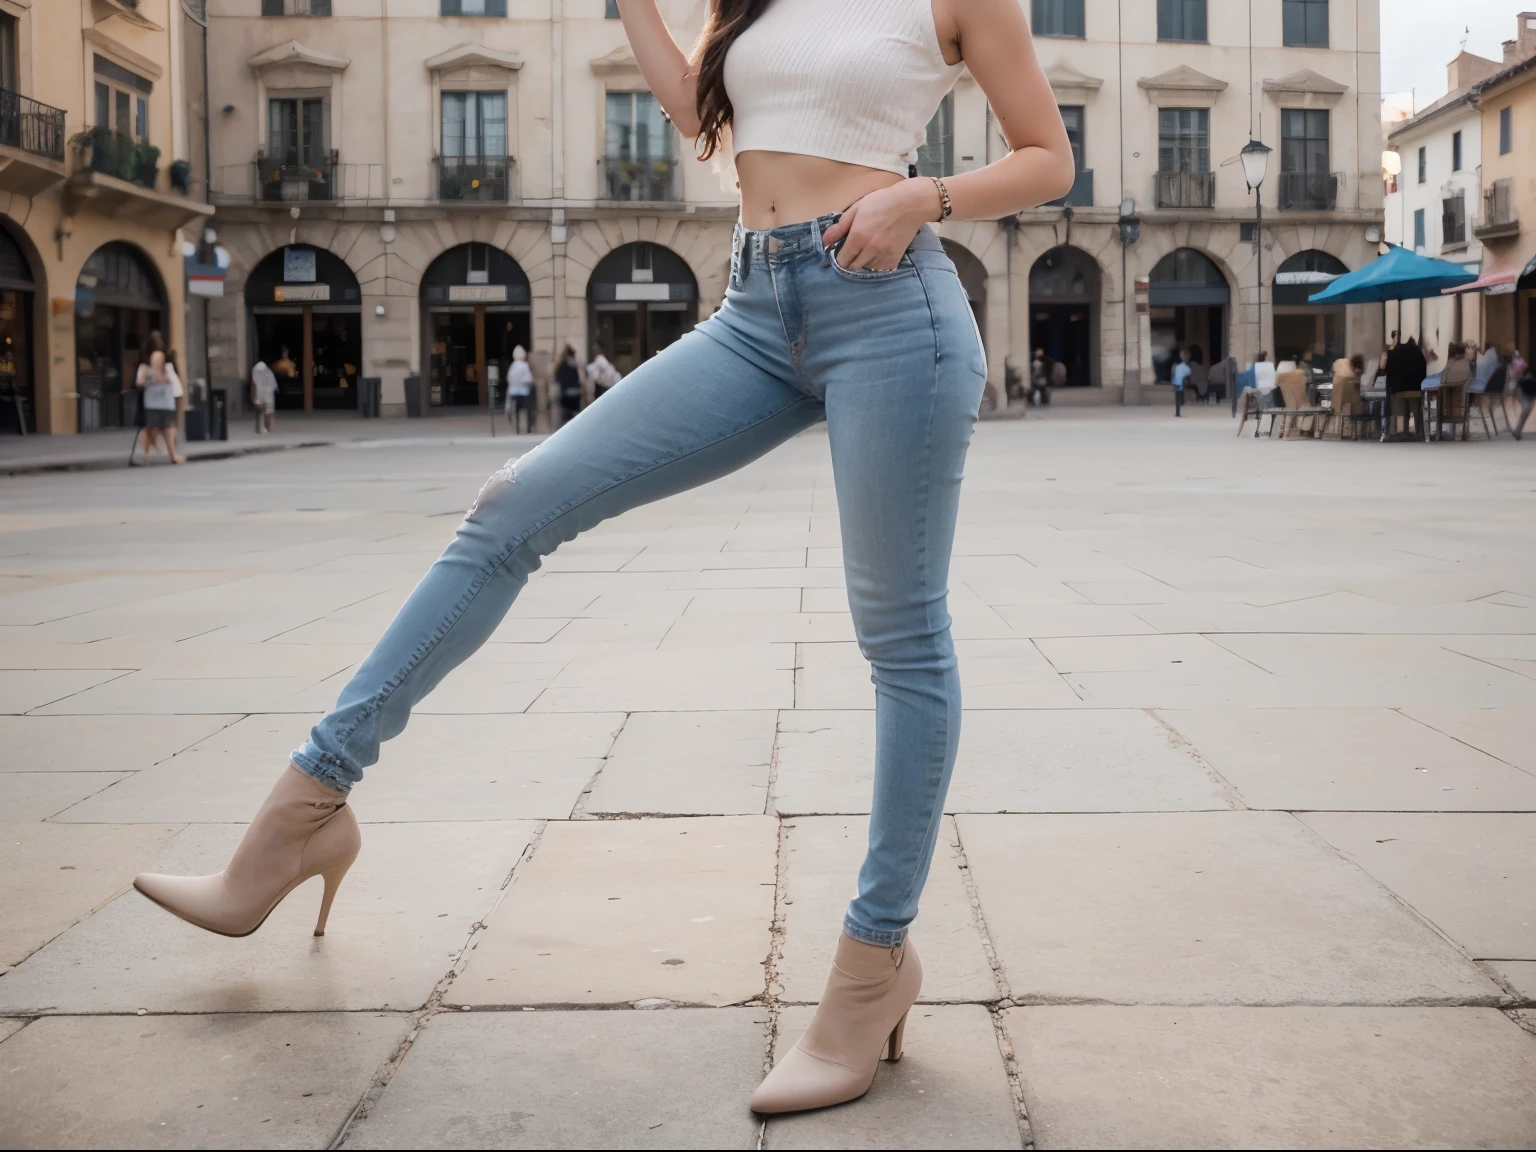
[290,746,355,794]
[842,914,907,949]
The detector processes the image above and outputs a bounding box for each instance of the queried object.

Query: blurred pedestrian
[505,345,534,434]
[132,333,185,465]
[251,359,278,435]
[555,345,584,427]
[587,343,622,400]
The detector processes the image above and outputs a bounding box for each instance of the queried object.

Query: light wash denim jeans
[293,215,986,946]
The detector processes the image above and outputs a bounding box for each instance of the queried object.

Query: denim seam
[889,258,951,926]
[317,394,821,774]
[765,260,818,398]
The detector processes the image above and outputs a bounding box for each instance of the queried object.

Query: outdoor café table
[1421,377,1468,441]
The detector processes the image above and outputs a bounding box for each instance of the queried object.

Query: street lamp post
[1239,139,1272,417]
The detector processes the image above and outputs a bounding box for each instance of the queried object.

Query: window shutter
[262,0,284,15]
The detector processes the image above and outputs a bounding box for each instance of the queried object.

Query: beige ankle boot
[750,932,922,1114]
[134,765,360,938]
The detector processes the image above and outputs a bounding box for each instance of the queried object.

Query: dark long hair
[692,0,771,162]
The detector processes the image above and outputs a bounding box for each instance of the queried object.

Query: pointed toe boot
[134,765,360,938]
[750,933,922,1114]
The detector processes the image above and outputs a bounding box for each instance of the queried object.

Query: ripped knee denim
[293,216,986,947]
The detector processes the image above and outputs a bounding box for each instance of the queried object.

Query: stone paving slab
[450,817,776,1007]
[774,817,995,1004]
[0,772,131,820]
[0,668,131,714]
[1402,707,1536,775]
[1,821,183,970]
[530,647,796,712]
[763,1005,1021,1149]
[585,710,777,815]
[1493,962,1536,999]
[1158,708,1536,811]
[957,812,1500,1005]
[773,709,1228,815]
[342,1008,766,1150]
[56,713,619,824]
[0,821,534,1014]
[1301,813,1536,960]
[1006,1006,1536,1149]
[0,1017,29,1043]
[0,1012,409,1150]
[795,642,1082,712]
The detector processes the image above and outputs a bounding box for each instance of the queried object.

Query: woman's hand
[820,179,943,272]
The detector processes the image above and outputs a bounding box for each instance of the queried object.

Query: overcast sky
[1381,1,1525,104]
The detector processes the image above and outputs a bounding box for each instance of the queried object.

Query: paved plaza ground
[1,407,1535,1149]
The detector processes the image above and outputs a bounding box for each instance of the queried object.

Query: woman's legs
[292,330,820,790]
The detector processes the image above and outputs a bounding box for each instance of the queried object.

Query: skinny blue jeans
[293,216,986,946]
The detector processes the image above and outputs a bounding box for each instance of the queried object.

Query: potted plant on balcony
[132,141,161,189]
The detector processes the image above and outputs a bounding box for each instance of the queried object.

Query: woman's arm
[823,0,1076,269]
[615,0,700,137]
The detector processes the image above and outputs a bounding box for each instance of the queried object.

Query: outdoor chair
[1428,382,1468,441]
[1274,370,1329,439]
[1385,391,1426,441]
[1237,386,1283,437]
[1324,372,1368,441]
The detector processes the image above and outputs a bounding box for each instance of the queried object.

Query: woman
[587,342,622,399]
[131,332,185,465]
[504,345,535,434]
[554,345,584,426]
[131,0,1073,1116]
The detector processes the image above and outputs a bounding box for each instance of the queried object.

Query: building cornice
[425,43,523,74]
[589,45,640,77]
[83,28,164,82]
[1261,69,1348,105]
[1045,61,1104,99]
[248,41,350,76]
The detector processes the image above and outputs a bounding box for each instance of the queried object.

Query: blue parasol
[1307,245,1477,304]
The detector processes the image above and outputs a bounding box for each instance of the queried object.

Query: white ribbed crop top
[724,0,964,178]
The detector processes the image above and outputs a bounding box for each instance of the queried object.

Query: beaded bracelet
[930,176,952,222]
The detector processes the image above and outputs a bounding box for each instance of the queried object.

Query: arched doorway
[942,239,988,358]
[1273,250,1349,373]
[0,224,39,434]
[421,243,531,408]
[1029,246,1099,388]
[1149,248,1229,383]
[246,245,362,411]
[75,242,167,431]
[588,242,698,374]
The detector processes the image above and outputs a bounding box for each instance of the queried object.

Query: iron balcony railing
[0,89,65,162]
[1155,170,1215,209]
[437,155,512,202]
[1475,179,1518,239]
[1278,170,1339,211]
[87,127,160,188]
[603,156,680,202]
[255,151,337,202]
[1047,169,1094,208]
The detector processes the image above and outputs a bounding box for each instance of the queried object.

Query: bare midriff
[736,151,904,231]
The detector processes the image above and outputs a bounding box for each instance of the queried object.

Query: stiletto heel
[750,934,923,1114]
[313,861,352,937]
[134,765,361,939]
[885,1010,909,1062]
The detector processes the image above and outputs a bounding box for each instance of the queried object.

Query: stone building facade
[197,0,1383,419]
[0,0,211,435]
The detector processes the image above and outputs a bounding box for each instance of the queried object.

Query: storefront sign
[614,283,671,302]
[283,247,317,283]
[274,284,331,303]
[448,285,508,303]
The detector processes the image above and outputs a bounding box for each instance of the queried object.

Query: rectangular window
[441,0,507,14]
[1442,194,1467,246]
[0,13,16,94]
[1452,130,1462,171]
[605,91,674,162]
[1282,0,1328,47]
[268,97,327,167]
[1032,0,1085,37]
[262,0,332,14]
[441,92,506,160]
[1157,0,1207,42]
[1500,106,1512,155]
[916,93,954,178]
[1417,146,1426,184]
[1059,105,1085,171]
[1413,207,1426,251]
[1280,108,1329,174]
[606,0,620,15]
[93,55,152,141]
[1158,108,1209,172]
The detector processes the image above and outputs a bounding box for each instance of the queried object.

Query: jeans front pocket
[828,247,919,284]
